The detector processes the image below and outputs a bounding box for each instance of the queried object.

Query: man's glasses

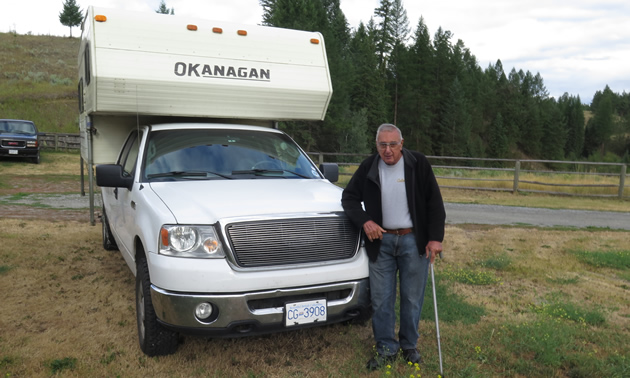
[377,141,401,150]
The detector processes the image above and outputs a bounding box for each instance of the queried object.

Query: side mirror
[96,164,133,190]
[319,163,339,183]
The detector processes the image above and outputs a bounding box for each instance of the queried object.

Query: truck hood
[149,179,344,224]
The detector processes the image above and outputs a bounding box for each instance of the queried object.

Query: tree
[397,16,435,153]
[373,0,394,72]
[438,77,471,157]
[156,0,174,15]
[58,0,83,37]
[349,22,387,139]
[385,0,410,124]
[488,113,508,161]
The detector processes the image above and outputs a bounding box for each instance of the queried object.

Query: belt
[383,228,413,236]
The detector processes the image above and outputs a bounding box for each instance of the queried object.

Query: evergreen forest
[261,0,630,164]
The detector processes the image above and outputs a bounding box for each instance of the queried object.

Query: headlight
[159,225,225,258]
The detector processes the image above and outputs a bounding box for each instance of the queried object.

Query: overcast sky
[2,0,629,104]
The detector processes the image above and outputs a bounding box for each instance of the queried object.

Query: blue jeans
[369,233,429,356]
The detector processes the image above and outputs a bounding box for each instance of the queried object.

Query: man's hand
[363,220,386,242]
[425,241,443,264]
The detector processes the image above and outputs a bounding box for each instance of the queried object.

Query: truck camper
[78,6,370,356]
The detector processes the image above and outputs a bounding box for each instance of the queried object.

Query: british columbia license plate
[285,299,327,327]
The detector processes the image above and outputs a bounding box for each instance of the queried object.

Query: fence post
[513,160,520,194]
[619,164,627,199]
[318,153,324,166]
[54,134,59,151]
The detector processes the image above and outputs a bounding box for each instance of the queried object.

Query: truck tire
[136,254,179,356]
[101,210,118,251]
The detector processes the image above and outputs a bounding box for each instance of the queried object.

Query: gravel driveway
[445,203,630,231]
[1,192,627,230]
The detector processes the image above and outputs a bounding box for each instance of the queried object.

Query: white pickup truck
[79,7,370,356]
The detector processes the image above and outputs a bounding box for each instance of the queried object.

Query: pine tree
[349,22,387,140]
[58,0,83,37]
[559,93,585,159]
[386,0,410,124]
[156,0,175,15]
[438,77,471,157]
[540,98,566,160]
[373,0,394,72]
[488,113,508,161]
[397,16,435,153]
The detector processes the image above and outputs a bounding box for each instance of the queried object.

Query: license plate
[285,299,327,327]
[9,149,18,155]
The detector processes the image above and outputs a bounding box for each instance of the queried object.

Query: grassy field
[1,152,629,377]
[0,220,628,377]
[0,32,79,133]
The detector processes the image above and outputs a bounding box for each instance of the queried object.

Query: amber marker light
[310,38,320,44]
[204,239,219,253]
[212,27,223,34]
[94,15,107,22]
[187,24,198,31]
[160,227,170,247]
[237,30,247,36]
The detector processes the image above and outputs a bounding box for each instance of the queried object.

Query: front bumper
[150,278,370,336]
[0,147,39,158]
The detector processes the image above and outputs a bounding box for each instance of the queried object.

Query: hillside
[0,32,79,133]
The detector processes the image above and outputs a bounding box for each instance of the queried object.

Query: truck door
[111,130,142,262]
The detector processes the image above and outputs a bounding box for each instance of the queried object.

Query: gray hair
[375,123,403,141]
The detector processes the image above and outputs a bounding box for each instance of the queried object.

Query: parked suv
[0,119,40,164]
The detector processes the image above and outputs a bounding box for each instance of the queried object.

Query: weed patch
[442,266,502,285]
[479,253,512,270]
[48,357,77,374]
[529,300,606,326]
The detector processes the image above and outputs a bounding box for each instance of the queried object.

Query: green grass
[570,249,630,269]
[421,272,486,325]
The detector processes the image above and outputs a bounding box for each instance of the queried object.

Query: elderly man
[341,123,446,370]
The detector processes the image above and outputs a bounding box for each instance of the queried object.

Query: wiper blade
[231,169,310,178]
[147,171,232,179]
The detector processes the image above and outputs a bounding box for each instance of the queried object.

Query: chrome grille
[226,217,360,268]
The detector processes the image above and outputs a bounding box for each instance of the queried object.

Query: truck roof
[79,6,332,121]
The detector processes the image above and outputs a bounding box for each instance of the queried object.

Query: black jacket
[341,148,446,262]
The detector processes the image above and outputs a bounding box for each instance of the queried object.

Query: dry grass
[1,219,629,377]
[444,225,630,327]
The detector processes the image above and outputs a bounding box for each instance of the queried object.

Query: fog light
[195,302,213,320]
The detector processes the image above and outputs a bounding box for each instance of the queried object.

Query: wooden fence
[309,152,629,200]
[39,133,81,151]
[39,134,627,199]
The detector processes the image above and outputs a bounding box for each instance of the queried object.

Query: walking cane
[431,251,444,377]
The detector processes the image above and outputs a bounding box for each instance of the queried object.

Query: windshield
[0,120,36,135]
[143,129,321,181]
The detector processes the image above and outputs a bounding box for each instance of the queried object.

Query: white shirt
[379,157,413,229]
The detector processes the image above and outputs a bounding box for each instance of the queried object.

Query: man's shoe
[366,354,396,371]
[402,348,422,364]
